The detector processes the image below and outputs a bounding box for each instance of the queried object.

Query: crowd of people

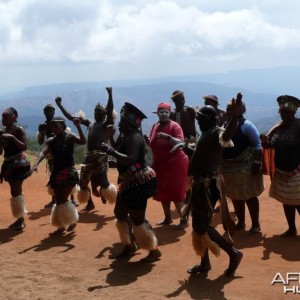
[1,87,300,277]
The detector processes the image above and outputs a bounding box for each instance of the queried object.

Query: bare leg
[207,226,243,276]
[245,197,261,233]
[280,204,297,237]
[232,200,245,229]
[156,202,172,225]
[174,201,189,229]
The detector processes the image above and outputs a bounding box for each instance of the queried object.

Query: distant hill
[3,75,299,136]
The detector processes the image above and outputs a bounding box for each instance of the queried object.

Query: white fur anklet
[132,222,157,250]
[10,195,26,218]
[115,219,132,245]
[57,201,79,228]
[77,187,91,204]
[50,204,62,228]
[100,184,117,204]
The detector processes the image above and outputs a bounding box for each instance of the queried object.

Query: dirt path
[0,160,299,299]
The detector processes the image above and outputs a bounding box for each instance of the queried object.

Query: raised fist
[55,97,62,105]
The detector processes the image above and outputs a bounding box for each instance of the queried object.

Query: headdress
[95,103,107,113]
[277,95,300,113]
[121,102,147,128]
[203,95,219,105]
[170,90,184,100]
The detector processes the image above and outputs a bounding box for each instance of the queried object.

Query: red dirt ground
[0,158,299,300]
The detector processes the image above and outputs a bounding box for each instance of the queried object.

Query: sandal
[248,226,261,234]
[140,249,161,262]
[174,220,189,230]
[115,242,139,258]
[187,264,211,274]
[156,219,173,226]
[14,222,26,231]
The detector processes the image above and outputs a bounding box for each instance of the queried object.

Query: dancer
[261,95,300,237]
[184,93,243,276]
[55,87,117,211]
[101,102,161,262]
[29,117,86,234]
[0,107,30,230]
[37,104,56,208]
[37,104,78,208]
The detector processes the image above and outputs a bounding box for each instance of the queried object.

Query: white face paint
[157,108,170,123]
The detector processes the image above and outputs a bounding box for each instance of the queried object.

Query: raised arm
[71,118,86,145]
[55,97,90,127]
[222,92,243,141]
[105,87,114,125]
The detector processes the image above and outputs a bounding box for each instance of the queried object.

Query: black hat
[277,95,300,112]
[121,102,147,128]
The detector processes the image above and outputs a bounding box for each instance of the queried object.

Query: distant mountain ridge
[2,67,300,136]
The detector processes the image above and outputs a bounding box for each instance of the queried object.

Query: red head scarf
[157,102,171,112]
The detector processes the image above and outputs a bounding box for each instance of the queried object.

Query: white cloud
[1,0,300,92]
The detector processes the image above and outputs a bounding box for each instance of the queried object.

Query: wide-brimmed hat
[203,95,219,105]
[170,90,184,100]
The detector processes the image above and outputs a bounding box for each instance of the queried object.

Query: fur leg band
[50,204,62,227]
[77,187,91,204]
[132,222,158,251]
[192,230,220,258]
[57,201,79,228]
[115,219,133,245]
[10,195,26,218]
[100,184,117,204]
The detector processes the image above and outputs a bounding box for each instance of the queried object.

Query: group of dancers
[1,87,300,275]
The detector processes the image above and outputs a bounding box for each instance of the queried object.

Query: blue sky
[1,0,300,93]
